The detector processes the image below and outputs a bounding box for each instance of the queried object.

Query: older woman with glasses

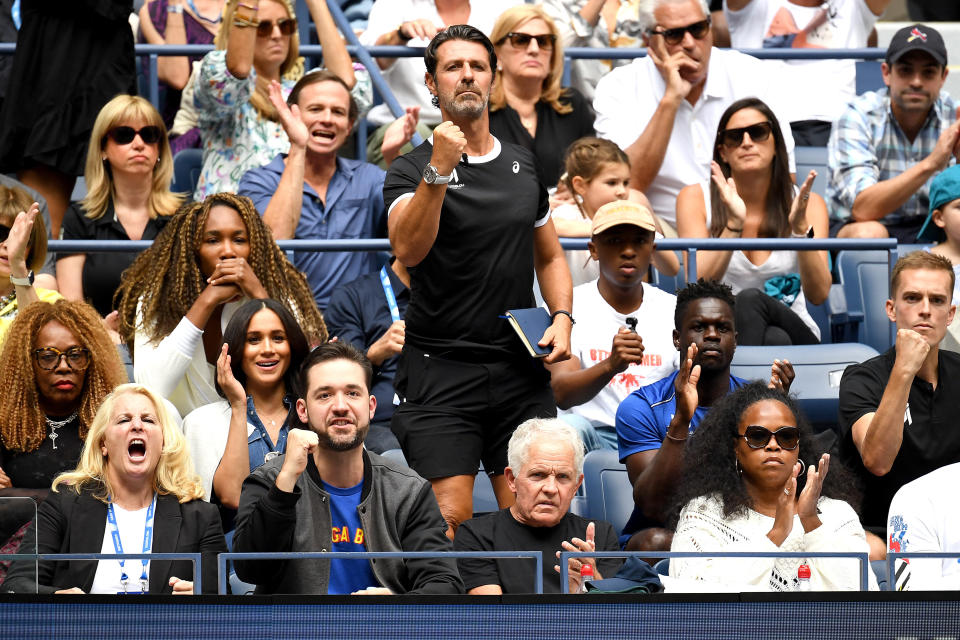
[666,382,873,592]
[676,97,831,346]
[57,96,181,322]
[0,300,126,500]
[489,5,595,189]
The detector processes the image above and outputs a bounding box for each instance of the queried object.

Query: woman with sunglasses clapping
[193,0,367,200]
[677,97,831,346]
[57,96,181,328]
[665,382,873,592]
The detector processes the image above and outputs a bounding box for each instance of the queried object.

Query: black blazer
[3,484,227,594]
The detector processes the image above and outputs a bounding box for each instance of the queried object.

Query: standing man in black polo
[384,25,573,538]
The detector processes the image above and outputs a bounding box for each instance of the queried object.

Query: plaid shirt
[827,88,957,224]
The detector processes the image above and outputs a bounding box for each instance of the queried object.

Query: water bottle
[579,563,594,593]
[797,563,811,591]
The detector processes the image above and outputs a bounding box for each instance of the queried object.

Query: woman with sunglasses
[0,300,126,499]
[489,5,595,190]
[193,0,366,199]
[0,186,59,347]
[57,96,181,323]
[676,97,830,346]
[666,382,872,591]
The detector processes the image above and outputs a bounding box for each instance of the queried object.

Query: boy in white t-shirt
[547,201,678,451]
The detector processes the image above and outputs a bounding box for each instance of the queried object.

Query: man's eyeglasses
[739,425,800,450]
[719,122,773,148]
[34,347,91,371]
[500,32,556,51]
[256,17,297,38]
[648,17,711,46]
[105,126,162,146]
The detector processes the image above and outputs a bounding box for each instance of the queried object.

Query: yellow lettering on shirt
[354,528,364,544]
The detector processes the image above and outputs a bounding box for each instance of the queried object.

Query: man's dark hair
[298,341,374,395]
[287,69,358,123]
[424,24,498,85]
[674,278,737,330]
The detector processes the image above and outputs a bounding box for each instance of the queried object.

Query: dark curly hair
[668,382,861,527]
[674,278,736,330]
[115,193,327,350]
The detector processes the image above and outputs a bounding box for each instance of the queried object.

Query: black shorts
[390,344,556,479]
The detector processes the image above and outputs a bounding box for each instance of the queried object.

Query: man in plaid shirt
[827,23,959,243]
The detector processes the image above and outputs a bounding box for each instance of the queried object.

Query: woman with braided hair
[0,299,127,498]
[115,192,325,417]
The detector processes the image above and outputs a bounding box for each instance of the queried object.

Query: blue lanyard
[380,266,401,323]
[106,493,157,594]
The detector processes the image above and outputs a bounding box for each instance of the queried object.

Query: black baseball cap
[886,24,947,66]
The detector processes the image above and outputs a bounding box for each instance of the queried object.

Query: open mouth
[330,418,353,428]
[256,360,279,370]
[128,439,146,461]
[312,130,336,141]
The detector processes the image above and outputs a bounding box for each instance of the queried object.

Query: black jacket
[4,483,226,594]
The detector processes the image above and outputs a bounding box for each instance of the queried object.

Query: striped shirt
[827,88,957,224]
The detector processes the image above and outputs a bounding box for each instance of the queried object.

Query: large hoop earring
[734,457,742,476]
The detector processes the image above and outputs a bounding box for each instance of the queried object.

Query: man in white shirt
[724,0,890,147]
[593,0,794,229]
[547,201,678,452]
[888,462,960,590]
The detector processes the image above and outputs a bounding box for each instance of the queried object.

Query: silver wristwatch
[422,164,453,185]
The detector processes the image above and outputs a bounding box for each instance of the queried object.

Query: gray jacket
[232,449,463,594]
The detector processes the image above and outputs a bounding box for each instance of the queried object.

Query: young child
[547,200,679,452]
[552,137,678,286]
[920,164,960,352]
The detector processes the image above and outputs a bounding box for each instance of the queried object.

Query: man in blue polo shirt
[239,70,386,309]
[615,279,794,550]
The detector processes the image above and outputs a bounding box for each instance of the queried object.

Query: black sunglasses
[720,121,773,148]
[106,126,162,146]
[739,425,800,450]
[0,223,9,244]
[256,17,297,38]
[649,17,711,46]
[500,32,556,51]
[34,347,91,371]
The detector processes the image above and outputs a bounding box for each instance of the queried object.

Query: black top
[838,347,960,529]
[0,414,84,489]
[58,202,172,316]
[383,138,549,358]
[454,508,621,594]
[488,88,595,188]
[324,261,409,425]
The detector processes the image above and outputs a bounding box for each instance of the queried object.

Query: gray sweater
[232,449,463,594]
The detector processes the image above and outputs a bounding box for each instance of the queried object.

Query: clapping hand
[710,161,745,229]
[216,344,247,406]
[788,170,817,235]
[269,80,308,149]
[769,359,795,393]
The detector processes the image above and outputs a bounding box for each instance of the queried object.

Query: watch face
[423,165,438,184]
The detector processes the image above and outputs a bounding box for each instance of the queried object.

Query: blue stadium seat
[172,148,203,196]
[795,146,828,201]
[835,249,894,352]
[730,343,880,432]
[651,253,684,295]
[582,449,632,534]
[855,60,884,95]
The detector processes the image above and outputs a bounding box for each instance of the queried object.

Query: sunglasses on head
[649,17,711,46]
[106,126,162,146]
[34,347,91,371]
[720,121,773,148]
[256,17,297,37]
[739,425,800,450]
[500,32,556,50]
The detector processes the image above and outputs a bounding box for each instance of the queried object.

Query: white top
[551,202,599,287]
[593,47,795,227]
[700,181,820,339]
[668,494,875,592]
[725,0,877,123]
[887,462,960,591]
[182,400,257,502]
[562,280,678,426]
[133,299,242,417]
[89,504,152,595]
[359,0,519,126]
